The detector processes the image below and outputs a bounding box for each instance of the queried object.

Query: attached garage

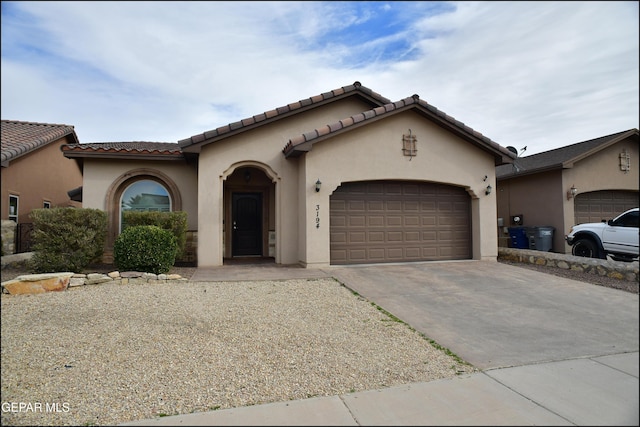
[575,190,639,224]
[330,180,471,265]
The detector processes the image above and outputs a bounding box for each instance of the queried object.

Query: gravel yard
[1,257,636,426]
[1,277,475,426]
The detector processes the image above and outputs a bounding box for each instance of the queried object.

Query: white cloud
[1,1,638,154]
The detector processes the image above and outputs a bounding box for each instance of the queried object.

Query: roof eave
[497,163,565,181]
[62,151,185,161]
[180,84,390,152]
[562,129,639,167]
[284,100,517,165]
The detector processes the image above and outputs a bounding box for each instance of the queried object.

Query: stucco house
[61,82,516,267]
[496,128,639,253]
[1,120,83,254]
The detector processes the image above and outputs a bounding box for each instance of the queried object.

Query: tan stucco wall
[80,159,197,262]
[1,139,82,223]
[300,112,498,267]
[197,104,500,267]
[196,97,388,267]
[81,159,199,230]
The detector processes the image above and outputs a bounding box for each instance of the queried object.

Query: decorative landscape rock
[1,270,187,295]
[1,272,74,295]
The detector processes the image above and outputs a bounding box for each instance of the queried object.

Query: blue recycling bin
[508,226,529,249]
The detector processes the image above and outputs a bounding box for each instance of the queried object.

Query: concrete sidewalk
[122,261,639,426]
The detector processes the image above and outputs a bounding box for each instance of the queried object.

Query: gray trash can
[527,226,555,251]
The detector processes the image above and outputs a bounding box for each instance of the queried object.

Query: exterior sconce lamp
[567,185,578,200]
[485,185,492,195]
[315,179,322,192]
[244,170,251,183]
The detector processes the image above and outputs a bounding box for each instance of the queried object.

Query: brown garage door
[330,181,471,265]
[575,190,639,224]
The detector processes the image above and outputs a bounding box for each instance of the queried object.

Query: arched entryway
[222,164,277,262]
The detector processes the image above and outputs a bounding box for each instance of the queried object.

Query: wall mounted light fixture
[315,179,322,192]
[485,185,492,195]
[567,185,578,200]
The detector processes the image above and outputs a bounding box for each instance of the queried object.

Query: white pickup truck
[565,207,639,262]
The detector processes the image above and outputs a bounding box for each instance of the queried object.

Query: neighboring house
[496,129,639,253]
[1,120,83,253]
[62,82,516,267]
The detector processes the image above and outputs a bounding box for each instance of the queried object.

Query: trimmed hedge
[28,208,107,273]
[122,211,187,259]
[113,225,178,274]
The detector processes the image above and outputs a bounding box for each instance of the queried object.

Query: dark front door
[232,193,262,256]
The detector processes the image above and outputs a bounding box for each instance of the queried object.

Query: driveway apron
[323,261,639,370]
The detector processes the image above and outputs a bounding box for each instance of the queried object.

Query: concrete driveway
[324,260,639,370]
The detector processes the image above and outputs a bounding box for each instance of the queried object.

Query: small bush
[29,208,107,273]
[113,225,177,274]
[122,211,187,259]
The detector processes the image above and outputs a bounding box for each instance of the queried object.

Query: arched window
[119,179,171,232]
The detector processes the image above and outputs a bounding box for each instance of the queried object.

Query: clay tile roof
[282,95,516,165]
[496,128,640,179]
[1,120,79,165]
[178,81,391,151]
[61,141,184,160]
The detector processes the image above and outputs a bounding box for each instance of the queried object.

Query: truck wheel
[572,239,604,259]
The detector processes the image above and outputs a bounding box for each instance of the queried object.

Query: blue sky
[1,1,638,155]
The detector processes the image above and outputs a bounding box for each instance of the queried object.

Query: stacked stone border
[2,270,188,295]
[498,247,638,282]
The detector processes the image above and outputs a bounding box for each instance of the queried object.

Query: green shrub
[113,225,177,274]
[122,211,187,259]
[28,208,107,273]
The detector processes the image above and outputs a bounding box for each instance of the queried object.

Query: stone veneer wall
[498,247,638,282]
[1,220,16,256]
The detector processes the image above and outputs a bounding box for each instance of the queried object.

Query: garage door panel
[387,201,402,211]
[330,249,347,263]
[404,216,420,226]
[422,216,437,225]
[348,231,366,243]
[369,231,385,242]
[349,200,365,210]
[349,216,366,227]
[368,248,386,260]
[331,232,346,243]
[405,231,421,241]
[368,201,384,211]
[330,181,471,264]
[387,216,403,226]
[387,231,403,242]
[421,201,437,210]
[368,216,384,226]
[575,190,639,224]
[404,201,419,211]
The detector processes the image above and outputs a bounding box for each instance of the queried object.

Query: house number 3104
[316,204,320,228]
